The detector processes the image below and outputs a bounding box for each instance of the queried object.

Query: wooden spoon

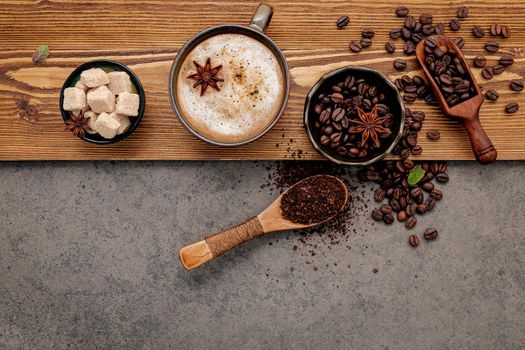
[179,175,349,270]
[416,35,497,164]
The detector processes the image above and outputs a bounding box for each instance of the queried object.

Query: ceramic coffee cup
[169,3,290,147]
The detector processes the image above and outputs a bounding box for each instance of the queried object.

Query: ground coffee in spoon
[280,176,346,225]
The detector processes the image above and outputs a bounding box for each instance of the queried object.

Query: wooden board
[0,0,524,160]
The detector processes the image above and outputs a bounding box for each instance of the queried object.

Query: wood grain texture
[0,0,524,160]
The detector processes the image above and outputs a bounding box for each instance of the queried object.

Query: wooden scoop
[416,35,497,164]
[179,175,349,270]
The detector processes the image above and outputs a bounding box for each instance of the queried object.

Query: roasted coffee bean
[331,107,345,122]
[360,38,372,48]
[416,204,427,214]
[397,211,407,222]
[371,208,383,221]
[385,41,396,54]
[510,80,524,91]
[403,93,417,103]
[362,28,375,39]
[405,15,416,29]
[412,111,425,122]
[426,198,436,210]
[409,234,419,247]
[412,145,423,155]
[336,16,350,29]
[485,42,499,53]
[331,93,344,104]
[404,85,417,93]
[349,41,362,52]
[485,89,499,101]
[374,188,386,202]
[380,204,393,214]
[425,37,438,48]
[424,228,438,240]
[405,216,417,230]
[404,41,415,55]
[320,135,330,145]
[435,23,445,35]
[492,64,505,75]
[426,129,440,140]
[454,37,465,49]
[435,173,449,183]
[481,67,493,80]
[390,28,402,39]
[421,182,434,192]
[420,13,433,25]
[472,26,485,38]
[430,189,443,200]
[446,94,460,106]
[400,75,412,86]
[411,76,424,87]
[396,6,409,17]
[499,54,514,67]
[505,102,519,113]
[449,19,461,31]
[457,6,469,18]
[501,25,511,38]
[406,134,417,147]
[393,58,407,71]
[319,109,331,123]
[410,121,422,131]
[490,24,502,36]
[473,55,487,68]
[406,203,417,216]
[383,213,395,224]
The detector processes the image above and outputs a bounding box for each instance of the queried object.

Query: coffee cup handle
[249,3,273,33]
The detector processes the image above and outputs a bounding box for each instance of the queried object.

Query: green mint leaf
[32,45,49,64]
[407,165,425,186]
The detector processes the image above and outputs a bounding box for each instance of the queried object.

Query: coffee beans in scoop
[422,37,476,107]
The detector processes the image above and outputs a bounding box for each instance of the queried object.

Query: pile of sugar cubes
[63,68,140,139]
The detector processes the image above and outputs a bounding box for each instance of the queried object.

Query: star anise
[65,112,91,137]
[348,105,391,148]
[187,58,224,96]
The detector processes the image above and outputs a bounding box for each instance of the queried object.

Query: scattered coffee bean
[454,37,465,49]
[435,173,449,183]
[393,58,407,71]
[336,16,350,29]
[485,41,499,53]
[435,23,445,35]
[362,28,375,39]
[430,189,443,200]
[383,213,395,224]
[490,24,502,36]
[405,216,417,229]
[472,26,485,38]
[424,228,438,240]
[349,41,362,52]
[420,13,433,25]
[499,54,514,67]
[481,67,493,80]
[409,234,419,247]
[449,19,461,31]
[492,64,505,75]
[371,208,383,221]
[473,55,487,68]
[404,93,417,103]
[385,41,396,54]
[501,25,511,38]
[360,38,372,48]
[404,41,416,55]
[510,80,524,92]
[485,89,499,101]
[505,102,519,113]
[457,6,469,18]
[390,28,402,39]
[396,6,409,17]
[426,129,440,140]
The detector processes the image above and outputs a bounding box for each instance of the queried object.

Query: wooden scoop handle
[463,117,497,164]
[179,217,265,269]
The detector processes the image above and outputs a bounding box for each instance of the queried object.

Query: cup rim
[168,24,291,147]
[59,59,146,145]
[304,66,405,166]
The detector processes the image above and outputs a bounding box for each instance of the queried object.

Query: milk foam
[176,33,285,143]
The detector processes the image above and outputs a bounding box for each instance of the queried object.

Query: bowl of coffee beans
[304,67,405,166]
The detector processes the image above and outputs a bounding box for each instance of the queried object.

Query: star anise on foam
[187,58,224,96]
[348,105,391,148]
[65,112,91,137]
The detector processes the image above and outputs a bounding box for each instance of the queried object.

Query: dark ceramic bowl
[59,60,145,145]
[304,66,405,166]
